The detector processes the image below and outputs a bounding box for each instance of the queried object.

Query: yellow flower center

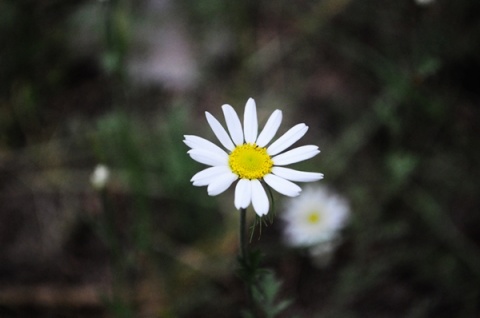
[228,143,273,180]
[307,211,322,224]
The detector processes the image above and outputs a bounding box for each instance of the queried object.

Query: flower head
[184,98,323,216]
[281,185,350,247]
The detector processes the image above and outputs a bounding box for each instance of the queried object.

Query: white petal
[188,148,228,166]
[222,104,244,146]
[206,111,235,151]
[256,110,282,147]
[251,179,269,216]
[234,178,252,209]
[272,145,320,166]
[191,166,232,186]
[264,173,301,197]
[271,167,324,182]
[184,135,228,156]
[267,123,308,156]
[243,98,258,143]
[207,172,238,196]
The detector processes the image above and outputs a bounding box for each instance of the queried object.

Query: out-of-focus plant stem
[239,207,253,306]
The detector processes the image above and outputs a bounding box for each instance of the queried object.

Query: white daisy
[281,185,350,247]
[184,98,324,216]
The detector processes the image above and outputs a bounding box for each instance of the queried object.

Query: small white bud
[90,164,110,190]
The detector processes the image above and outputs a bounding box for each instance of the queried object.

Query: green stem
[240,208,248,262]
[239,208,253,306]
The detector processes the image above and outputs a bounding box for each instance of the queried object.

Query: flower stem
[239,208,253,305]
[240,208,248,261]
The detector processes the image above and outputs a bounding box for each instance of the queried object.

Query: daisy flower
[184,98,323,216]
[281,185,350,247]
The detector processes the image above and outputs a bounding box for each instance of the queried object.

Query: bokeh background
[1,0,480,317]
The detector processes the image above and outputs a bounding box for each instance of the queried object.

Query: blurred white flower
[90,164,110,190]
[184,98,324,216]
[415,0,435,6]
[281,185,350,248]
